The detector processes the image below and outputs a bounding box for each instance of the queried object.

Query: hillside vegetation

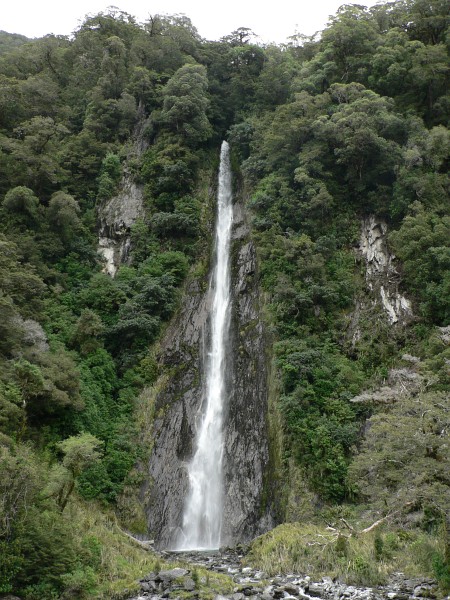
[0,2,449,597]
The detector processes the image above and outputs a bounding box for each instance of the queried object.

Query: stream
[130,548,439,600]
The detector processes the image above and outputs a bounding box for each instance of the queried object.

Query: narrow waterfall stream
[177,141,233,550]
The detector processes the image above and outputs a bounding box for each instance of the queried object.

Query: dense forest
[0,1,449,598]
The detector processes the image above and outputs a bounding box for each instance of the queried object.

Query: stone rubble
[128,549,441,600]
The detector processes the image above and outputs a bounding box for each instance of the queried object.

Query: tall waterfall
[177,141,233,550]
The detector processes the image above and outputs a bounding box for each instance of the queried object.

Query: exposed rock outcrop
[143,195,274,548]
[359,216,412,325]
[97,109,148,277]
[98,176,144,276]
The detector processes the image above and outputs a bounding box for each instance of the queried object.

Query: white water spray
[177,141,233,550]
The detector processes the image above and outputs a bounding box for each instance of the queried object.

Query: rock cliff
[143,195,274,548]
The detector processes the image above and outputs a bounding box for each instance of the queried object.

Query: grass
[245,521,442,587]
[65,500,158,599]
[64,499,235,600]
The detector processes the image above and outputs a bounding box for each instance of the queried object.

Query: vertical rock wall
[221,201,274,544]
[143,196,275,548]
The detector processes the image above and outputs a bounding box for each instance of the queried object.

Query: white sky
[2,0,382,44]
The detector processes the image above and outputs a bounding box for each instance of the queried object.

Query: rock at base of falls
[128,549,439,600]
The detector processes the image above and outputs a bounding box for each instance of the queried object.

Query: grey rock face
[221,212,274,544]
[359,216,412,326]
[98,176,144,277]
[144,197,274,548]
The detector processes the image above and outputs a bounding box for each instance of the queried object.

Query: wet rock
[144,197,275,548]
[294,577,310,590]
[98,178,145,277]
[128,548,441,600]
[183,577,196,592]
[140,572,157,582]
[308,583,325,598]
[238,585,258,596]
[413,583,437,598]
[359,216,412,326]
[283,584,299,596]
[96,107,148,278]
[156,568,189,583]
[141,580,157,593]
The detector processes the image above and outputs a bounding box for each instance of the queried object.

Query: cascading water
[176,141,233,550]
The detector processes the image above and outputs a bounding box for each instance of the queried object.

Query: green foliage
[374,534,385,561]
[0,1,449,594]
[246,522,441,586]
[389,204,450,324]
[347,391,449,515]
[71,309,104,355]
[47,191,82,243]
[160,63,212,145]
[97,153,122,201]
[0,31,30,55]
[3,186,40,223]
[433,552,450,593]
[0,234,46,318]
[51,433,103,511]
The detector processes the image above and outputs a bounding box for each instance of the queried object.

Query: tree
[311,84,406,209]
[97,152,122,200]
[53,433,103,511]
[47,191,82,243]
[0,442,38,533]
[71,309,104,355]
[0,116,68,195]
[348,391,450,518]
[319,4,381,84]
[160,63,212,144]
[389,204,450,324]
[2,186,40,225]
[0,235,46,318]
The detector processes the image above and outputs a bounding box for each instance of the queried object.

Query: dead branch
[360,502,414,534]
[340,518,356,533]
[115,524,154,551]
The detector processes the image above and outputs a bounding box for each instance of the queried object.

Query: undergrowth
[245,522,442,587]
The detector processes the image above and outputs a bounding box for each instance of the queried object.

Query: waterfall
[177,141,233,550]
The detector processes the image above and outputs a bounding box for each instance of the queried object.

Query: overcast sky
[3,0,382,44]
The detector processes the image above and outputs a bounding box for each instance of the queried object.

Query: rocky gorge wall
[143,193,275,549]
